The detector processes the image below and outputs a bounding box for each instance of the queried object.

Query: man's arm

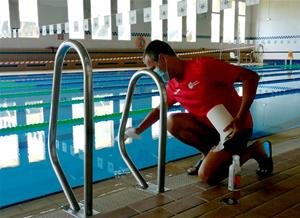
[224,68,259,135]
[135,107,160,135]
[237,69,259,121]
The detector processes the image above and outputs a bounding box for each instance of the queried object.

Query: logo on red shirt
[188,81,200,89]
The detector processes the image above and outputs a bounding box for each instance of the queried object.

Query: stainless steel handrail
[118,69,168,193]
[48,40,94,216]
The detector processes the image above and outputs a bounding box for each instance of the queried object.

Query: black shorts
[222,129,253,154]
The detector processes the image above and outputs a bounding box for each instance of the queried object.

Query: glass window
[18,0,39,38]
[223,1,235,43]
[0,0,11,38]
[186,0,197,42]
[151,0,163,40]
[67,0,85,39]
[117,0,131,40]
[211,14,220,43]
[238,1,246,43]
[239,1,246,15]
[91,0,112,40]
[168,0,182,42]
[212,0,221,12]
[211,0,220,42]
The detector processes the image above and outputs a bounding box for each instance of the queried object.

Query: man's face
[143,54,158,70]
[143,54,167,72]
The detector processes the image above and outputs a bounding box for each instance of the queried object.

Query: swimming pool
[1,66,300,208]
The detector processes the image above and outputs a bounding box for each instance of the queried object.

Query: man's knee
[198,170,223,185]
[167,113,180,135]
[198,160,228,185]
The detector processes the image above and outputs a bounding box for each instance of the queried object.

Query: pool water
[1,67,300,208]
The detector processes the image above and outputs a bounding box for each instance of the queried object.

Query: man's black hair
[143,40,176,62]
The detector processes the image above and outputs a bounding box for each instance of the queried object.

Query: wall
[251,0,300,62]
[0,0,253,52]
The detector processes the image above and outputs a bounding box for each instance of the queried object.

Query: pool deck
[1,127,300,218]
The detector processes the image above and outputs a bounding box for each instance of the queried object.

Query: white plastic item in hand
[124,127,141,140]
[207,104,234,152]
[115,127,141,142]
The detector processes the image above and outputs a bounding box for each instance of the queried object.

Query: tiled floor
[1,127,300,218]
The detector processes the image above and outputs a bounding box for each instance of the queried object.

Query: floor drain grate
[220,197,239,205]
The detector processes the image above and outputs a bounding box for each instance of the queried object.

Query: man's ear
[158,54,167,64]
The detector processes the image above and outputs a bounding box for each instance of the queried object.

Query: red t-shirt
[166,57,253,129]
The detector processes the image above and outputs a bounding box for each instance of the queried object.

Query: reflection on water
[0,102,17,128]
[27,131,45,163]
[0,134,19,168]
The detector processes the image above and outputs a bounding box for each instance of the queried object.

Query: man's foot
[187,159,203,175]
[256,140,273,177]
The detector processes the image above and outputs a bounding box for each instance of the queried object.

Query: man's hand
[223,116,244,140]
[124,127,141,141]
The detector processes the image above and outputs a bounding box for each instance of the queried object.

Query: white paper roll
[207,104,234,151]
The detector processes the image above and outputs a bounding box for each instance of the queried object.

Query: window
[186,0,197,42]
[238,1,246,43]
[0,0,11,38]
[117,0,131,40]
[91,0,112,40]
[67,0,84,39]
[18,0,39,38]
[151,0,163,40]
[211,0,220,42]
[223,1,235,43]
[168,0,182,42]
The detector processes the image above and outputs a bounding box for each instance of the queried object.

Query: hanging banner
[49,25,54,35]
[144,7,152,23]
[197,0,208,14]
[246,0,260,6]
[129,10,137,25]
[64,22,69,33]
[177,0,187,17]
[84,19,89,31]
[73,21,79,32]
[159,4,168,20]
[56,24,62,34]
[42,26,47,36]
[220,0,232,10]
[116,13,123,26]
[104,15,110,27]
[92,17,99,29]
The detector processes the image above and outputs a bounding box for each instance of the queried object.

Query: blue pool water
[1,66,300,208]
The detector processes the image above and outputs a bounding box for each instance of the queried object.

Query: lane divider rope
[0,46,255,66]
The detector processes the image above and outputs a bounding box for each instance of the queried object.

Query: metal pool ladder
[118,69,169,193]
[48,40,95,217]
